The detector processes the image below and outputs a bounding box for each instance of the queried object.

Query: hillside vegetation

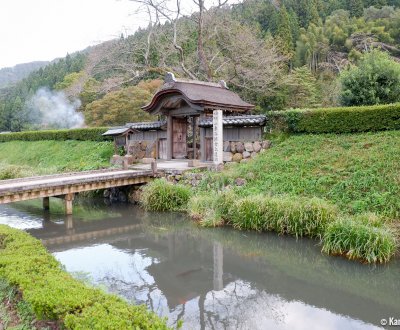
[2,1,400,130]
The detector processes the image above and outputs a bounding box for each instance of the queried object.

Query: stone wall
[128,140,157,160]
[223,140,271,163]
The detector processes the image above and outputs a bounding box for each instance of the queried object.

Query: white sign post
[213,110,223,165]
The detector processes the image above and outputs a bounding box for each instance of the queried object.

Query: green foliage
[84,80,161,126]
[322,214,397,263]
[340,50,400,105]
[0,53,86,132]
[187,190,236,227]
[227,195,337,238]
[0,140,114,177]
[0,225,170,329]
[0,127,111,142]
[140,179,192,212]
[266,103,400,134]
[195,131,400,218]
[285,66,320,108]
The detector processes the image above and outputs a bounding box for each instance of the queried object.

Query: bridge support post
[43,197,50,210]
[64,193,74,215]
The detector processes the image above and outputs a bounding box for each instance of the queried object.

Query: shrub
[140,179,191,212]
[187,190,237,227]
[322,214,397,263]
[340,50,400,106]
[0,165,34,179]
[228,195,337,238]
[0,225,170,329]
[266,103,400,134]
[0,127,111,143]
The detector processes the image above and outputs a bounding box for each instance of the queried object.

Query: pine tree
[348,0,364,17]
[278,6,294,55]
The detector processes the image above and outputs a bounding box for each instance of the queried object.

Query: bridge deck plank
[0,169,153,197]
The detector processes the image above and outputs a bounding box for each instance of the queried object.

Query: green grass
[322,214,397,263]
[0,140,114,178]
[196,131,400,218]
[141,179,192,212]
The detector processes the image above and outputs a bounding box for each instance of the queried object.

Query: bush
[322,214,397,263]
[228,195,337,238]
[0,127,111,143]
[340,50,400,106]
[187,190,236,227]
[140,179,191,212]
[0,225,170,329]
[267,103,400,134]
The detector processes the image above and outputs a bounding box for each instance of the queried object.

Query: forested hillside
[0,61,49,88]
[2,0,400,131]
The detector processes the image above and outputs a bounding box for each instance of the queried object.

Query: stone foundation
[128,140,157,160]
[223,140,271,163]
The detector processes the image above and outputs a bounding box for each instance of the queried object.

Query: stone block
[243,151,251,159]
[244,142,254,152]
[223,152,233,162]
[110,155,123,165]
[141,157,155,164]
[251,152,258,158]
[230,141,236,153]
[140,141,147,151]
[123,155,134,165]
[223,141,231,152]
[188,159,200,167]
[236,142,244,153]
[232,153,243,162]
[262,140,272,149]
[253,141,262,152]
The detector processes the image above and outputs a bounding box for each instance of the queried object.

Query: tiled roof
[142,73,254,113]
[127,120,166,131]
[102,127,132,136]
[198,115,267,128]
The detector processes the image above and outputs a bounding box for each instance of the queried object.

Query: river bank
[1,201,397,329]
[141,131,400,263]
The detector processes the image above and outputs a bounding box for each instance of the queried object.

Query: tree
[84,79,161,126]
[277,6,294,56]
[348,0,364,17]
[340,49,400,105]
[285,66,320,108]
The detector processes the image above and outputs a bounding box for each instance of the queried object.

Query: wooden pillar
[64,193,74,215]
[43,197,50,210]
[167,115,173,160]
[200,114,206,162]
[192,116,197,160]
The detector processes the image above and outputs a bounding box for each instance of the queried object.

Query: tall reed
[322,214,397,263]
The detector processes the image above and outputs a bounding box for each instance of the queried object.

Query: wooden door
[172,117,187,159]
[205,137,213,161]
[158,138,167,160]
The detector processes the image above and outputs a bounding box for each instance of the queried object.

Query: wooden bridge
[0,169,154,214]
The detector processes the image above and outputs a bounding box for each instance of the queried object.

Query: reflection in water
[0,201,393,329]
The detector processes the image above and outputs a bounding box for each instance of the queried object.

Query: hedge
[266,103,400,134]
[0,127,111,142]
[0,225,171,329]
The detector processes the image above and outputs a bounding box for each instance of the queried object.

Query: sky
[0,0,143,69]
[0,0,241,70]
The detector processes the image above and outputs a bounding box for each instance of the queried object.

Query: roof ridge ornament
[164,72,176,83]
[219,80,228,89]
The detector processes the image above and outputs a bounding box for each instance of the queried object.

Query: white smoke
[27,88,85,129]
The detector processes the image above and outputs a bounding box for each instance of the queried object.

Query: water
[0,199,397,330]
